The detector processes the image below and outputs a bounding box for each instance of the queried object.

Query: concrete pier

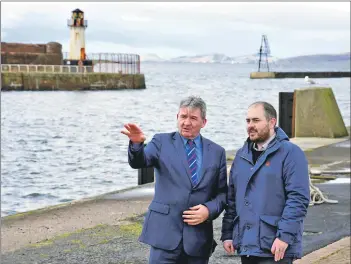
[250,71,351,79]
[1,42,146,91]
[1,72,146,91]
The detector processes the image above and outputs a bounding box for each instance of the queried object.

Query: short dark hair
[249,101,277,121]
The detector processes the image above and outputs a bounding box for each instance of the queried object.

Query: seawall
[250,71,351,79]
[1,72,146,91]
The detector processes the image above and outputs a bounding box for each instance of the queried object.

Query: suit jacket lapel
[196,136,211,187]
[172,132,192,186]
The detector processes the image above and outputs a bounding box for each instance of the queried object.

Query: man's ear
[270,118,277,129]
[202,118,207,128]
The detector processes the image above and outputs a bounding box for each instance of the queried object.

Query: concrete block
[294,87,348,138]
[250,72,275,79]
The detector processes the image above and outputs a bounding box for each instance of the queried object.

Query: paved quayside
[1,137,350,264]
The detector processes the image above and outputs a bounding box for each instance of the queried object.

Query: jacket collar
[241,127,289,162]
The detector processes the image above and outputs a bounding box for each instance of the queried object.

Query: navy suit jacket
[128,132,228,257]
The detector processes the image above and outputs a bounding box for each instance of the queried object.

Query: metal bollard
[137,143,154,185]
[138,167,154,185]
[278,92,294,138]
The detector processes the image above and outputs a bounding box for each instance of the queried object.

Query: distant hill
[170,53,232,63]
[278,52,351,63]
[139,53,165,62]
[139,52,350,64]
[169,53,278,64]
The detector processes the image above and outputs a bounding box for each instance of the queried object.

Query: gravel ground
[1,212,244,264]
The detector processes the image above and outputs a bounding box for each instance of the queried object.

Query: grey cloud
[1,3,350,58]
[98,3,350,32]
[64,3,350,34]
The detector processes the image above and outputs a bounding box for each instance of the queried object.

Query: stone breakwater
[1,72,146,91]
[1,42,146,91]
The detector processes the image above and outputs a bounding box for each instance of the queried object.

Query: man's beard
[249,126,271,143]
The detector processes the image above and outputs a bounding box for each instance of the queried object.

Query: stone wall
[1,53,63,65]
[1,43,47,53]
[1,72,146,91]
[1,42,63,65]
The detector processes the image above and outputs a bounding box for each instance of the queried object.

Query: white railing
[1,64,93,74]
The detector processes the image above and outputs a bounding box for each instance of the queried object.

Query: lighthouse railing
[2,52,142,75]
[63,52,141,74]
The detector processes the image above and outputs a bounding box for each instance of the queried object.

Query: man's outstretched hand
[121,123,146,143]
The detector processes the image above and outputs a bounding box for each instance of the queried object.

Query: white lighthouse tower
[65,8,90,65]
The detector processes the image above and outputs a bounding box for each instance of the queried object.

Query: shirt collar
[253,132,276,151]
[180,133,201,146]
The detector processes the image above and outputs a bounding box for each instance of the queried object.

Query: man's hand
[121,123,146,143]
[223,240,235,254]
[182,205,209,225]
[271,238,288,261]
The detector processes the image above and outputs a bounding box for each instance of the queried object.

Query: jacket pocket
[232,216,241,248]
[148,201,170,214]
[259,215,281,252]
[144,201,171,236]
[142,201,180,250]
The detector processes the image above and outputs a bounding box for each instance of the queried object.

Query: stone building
[1,42,63,65]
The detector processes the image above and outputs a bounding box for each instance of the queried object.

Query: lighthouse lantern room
[63,8,93,66]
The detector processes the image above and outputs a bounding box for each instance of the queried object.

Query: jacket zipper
[240,150,265,166]
[240,156,253,165]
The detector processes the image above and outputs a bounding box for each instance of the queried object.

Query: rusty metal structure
[257,34,271,72]
[63,52,141,74]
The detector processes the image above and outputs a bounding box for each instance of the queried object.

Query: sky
[1,2,350,59]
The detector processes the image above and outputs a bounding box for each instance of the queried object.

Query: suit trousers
[149,240,209,264]
[241,256,293,264]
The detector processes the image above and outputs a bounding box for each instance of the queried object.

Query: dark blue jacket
[221,127,310,259]
[128,132,228,258]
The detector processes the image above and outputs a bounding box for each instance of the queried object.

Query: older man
[221,101,310,264]
[121,96,228,264]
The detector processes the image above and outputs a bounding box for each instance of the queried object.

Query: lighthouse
[64,8,92,66]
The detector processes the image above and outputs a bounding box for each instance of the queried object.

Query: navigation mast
[257,35,271,72]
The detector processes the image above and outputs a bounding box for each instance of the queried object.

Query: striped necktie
[186,139,198,186]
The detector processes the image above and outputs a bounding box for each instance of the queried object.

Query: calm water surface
[1,62,350,216]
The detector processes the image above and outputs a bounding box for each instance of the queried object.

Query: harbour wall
[1,72,146,91]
